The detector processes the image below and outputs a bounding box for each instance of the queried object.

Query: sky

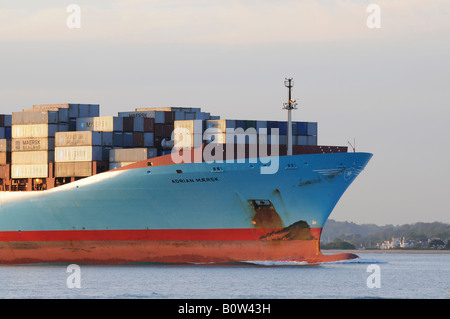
[0,0,449,225]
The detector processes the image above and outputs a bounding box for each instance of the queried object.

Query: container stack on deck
[54,131,109,182]
[173,118,318,153]
[109,148,158,170]
[10,109,67,190]
[0,115,12,190]
[0,103,345,191]
[117,107,215,155]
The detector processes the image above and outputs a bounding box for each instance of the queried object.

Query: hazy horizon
[1,1,449,226]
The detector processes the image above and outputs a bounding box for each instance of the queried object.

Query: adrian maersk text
[178,302,270,316]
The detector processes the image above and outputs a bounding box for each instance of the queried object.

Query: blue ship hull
[0,152,372,264]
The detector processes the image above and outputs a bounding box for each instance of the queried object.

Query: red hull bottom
[0,225,358,264]
[0,240,357,265]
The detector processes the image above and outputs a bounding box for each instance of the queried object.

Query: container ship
[0,84,372,264]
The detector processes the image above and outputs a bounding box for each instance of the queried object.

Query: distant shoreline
[323,249,450,254]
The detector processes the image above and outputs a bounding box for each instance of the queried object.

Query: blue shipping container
[235,120,245,129]
[123,132,133,147]
[267,121,278,129]
[277,122,287,135]
[5,127,11,139]
[307,122,318,136]
[113,132,123,147]
[298,122,308,135]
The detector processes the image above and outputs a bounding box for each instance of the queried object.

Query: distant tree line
[320,220,450,250]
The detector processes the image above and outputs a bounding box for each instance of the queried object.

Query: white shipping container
[11,164,48,178]
[55,146,102,162]
[12,151,54,164]
[12,111,58,125]
[31,107,69,123]
[109,148,157,162]
[76,117,123,132]
[205,130,258,144]
[174,120,204,135]
[174,133,202,149]
[12,138,55,151]
[33,104,70,111]
[95,116,122,132]
[12,124,58,138]
[205,132,225,144]
[55,131,102,147]
[55,162,93,177]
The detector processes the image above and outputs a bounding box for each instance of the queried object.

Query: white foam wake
[241,260,310,266]
[241,257,388,266]
[324,257,388,264]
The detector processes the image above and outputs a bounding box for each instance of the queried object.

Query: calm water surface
[0,253,449,299]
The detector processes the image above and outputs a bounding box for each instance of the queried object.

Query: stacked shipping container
[0,115,12,186]
[173,119,318,149]
[0,139,11,185]
[118,107,218,151]
[33,103,99,131]
[109,148,158,170]
[0,104,331,191]
[55,131,109,177]
[0,114,12,140]
[0,116,11,189]
[10,110,64,179]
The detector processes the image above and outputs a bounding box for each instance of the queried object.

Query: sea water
[0,253,449,299]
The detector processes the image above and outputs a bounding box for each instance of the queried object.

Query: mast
[283,78,297,156]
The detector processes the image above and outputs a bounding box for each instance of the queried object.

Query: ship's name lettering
[172,177,219,183]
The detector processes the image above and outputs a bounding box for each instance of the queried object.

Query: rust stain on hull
[297,178,322,187]
[259,221,314,241]
[248,200,284,229]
